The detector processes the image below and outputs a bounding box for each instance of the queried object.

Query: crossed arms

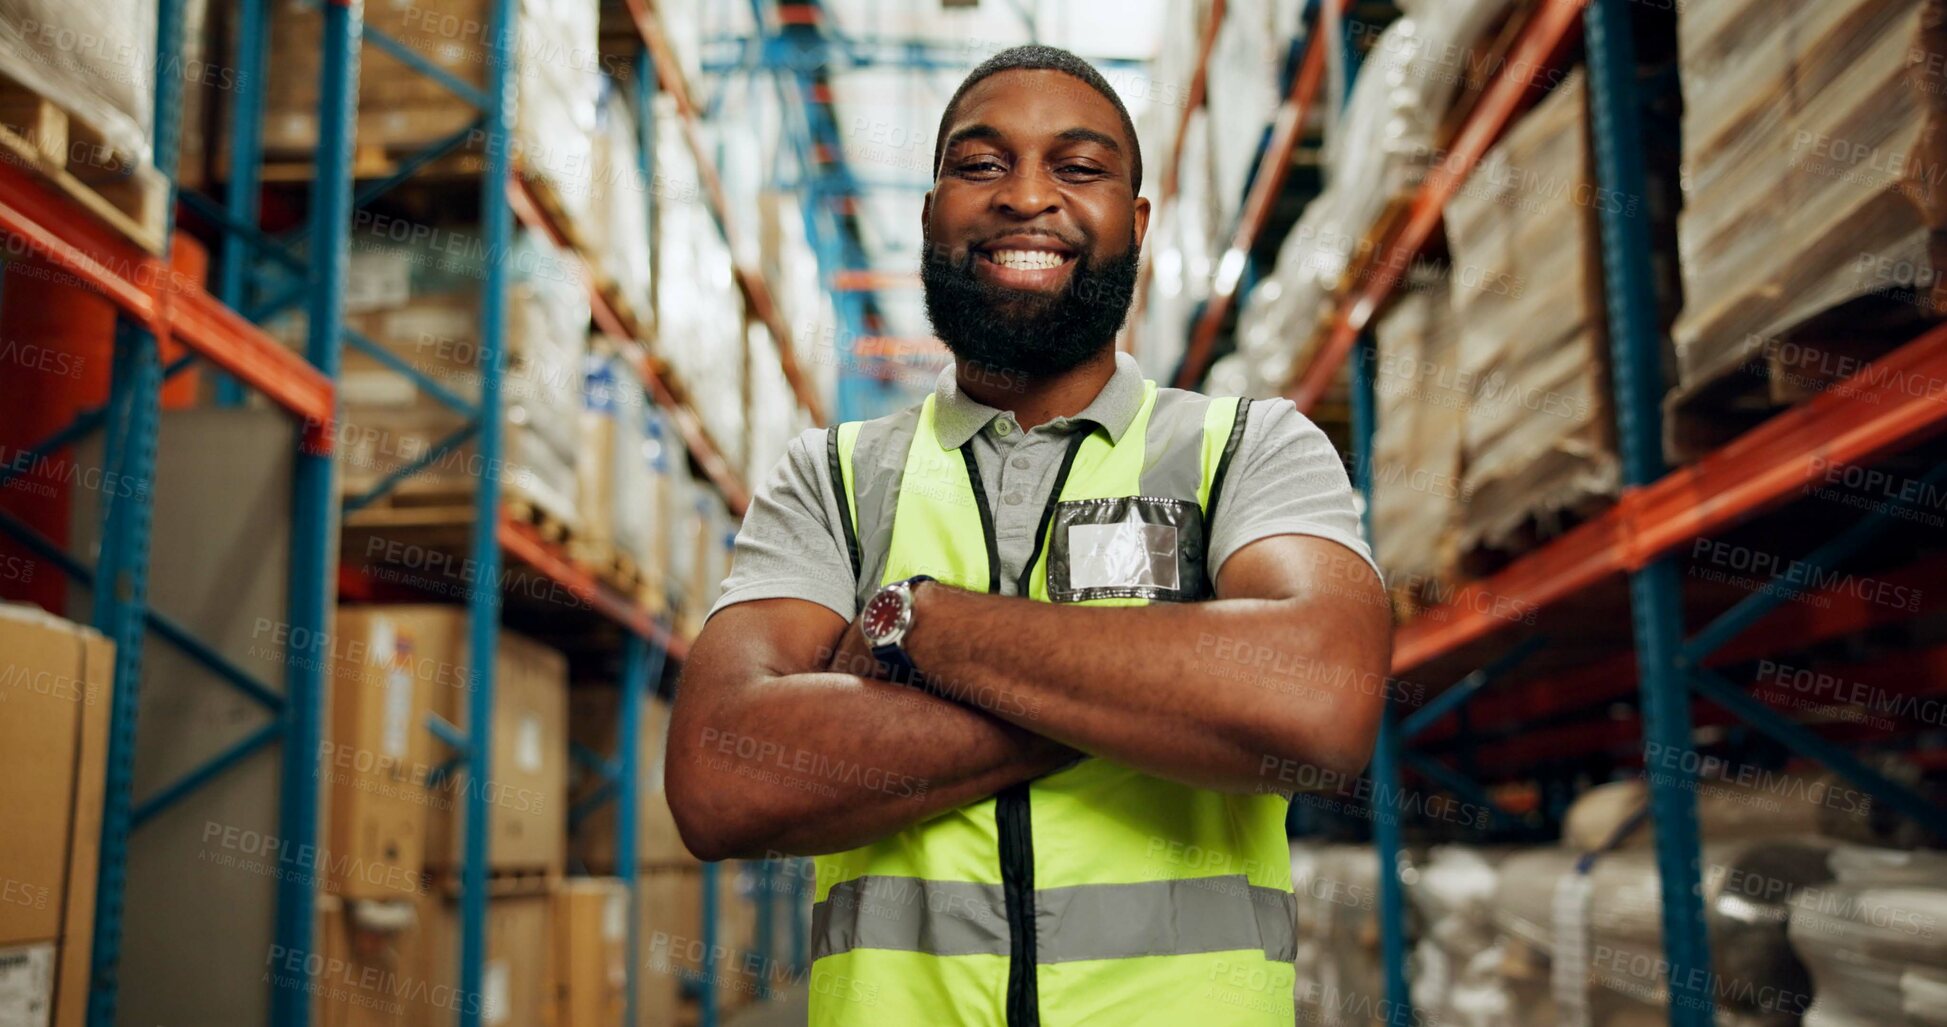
[664,533,1392,861]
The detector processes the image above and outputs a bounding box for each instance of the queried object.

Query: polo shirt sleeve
[706,428,860,623]
[1206,397,1384,587]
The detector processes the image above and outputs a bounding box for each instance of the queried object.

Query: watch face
[862,588,907,645]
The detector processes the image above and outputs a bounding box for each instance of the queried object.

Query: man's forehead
[948,68,1126,142]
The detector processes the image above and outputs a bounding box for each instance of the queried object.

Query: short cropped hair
[931,44,1143,194]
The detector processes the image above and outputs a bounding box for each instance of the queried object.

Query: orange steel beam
[0,155,335,448]
[1394,323,1947,673]
[1286,0,1589,411]
[499,516,691,655]
[623,0,827,426]
[1173,7,1331,389]
[833,269,920,291]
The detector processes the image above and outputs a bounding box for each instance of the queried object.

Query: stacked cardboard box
[553,878,631,1026]
[1670,0,1931,396]
[641,867,705,1027]
[1369,284,1469,604]
[1444,71,1619,559]
[415,890,554,1026]
[325,608,442,902]
[0,604,112,1027]
[311,894,422,1027]
[261,0,488,158]
[422,620,570,875]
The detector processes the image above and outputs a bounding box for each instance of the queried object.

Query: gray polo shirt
[709,352,1380,621]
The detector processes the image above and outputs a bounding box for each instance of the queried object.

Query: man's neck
[957,349,1117,431]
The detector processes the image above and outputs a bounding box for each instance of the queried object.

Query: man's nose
[993,164,1059,219]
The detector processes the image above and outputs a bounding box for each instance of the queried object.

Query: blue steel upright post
[86,1,185,1020]
[616,633,669,1027]
[215,0,271,405]
[1585,0,1713,1023]
[460,0,518,1022]
[272,0,361,1023]
[1349,329,1410,1026]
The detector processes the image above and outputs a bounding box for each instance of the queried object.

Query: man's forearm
[903,580,1389,793]
[666,669,1071,859]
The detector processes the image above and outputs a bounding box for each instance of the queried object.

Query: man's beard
[920,235,1140,380]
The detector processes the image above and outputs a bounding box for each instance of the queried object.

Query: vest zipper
[964,431,1084,1027]
[998,782,1038,1027]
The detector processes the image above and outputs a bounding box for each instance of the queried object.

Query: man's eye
[1058,164,1106,177]
[958,160,1005,175]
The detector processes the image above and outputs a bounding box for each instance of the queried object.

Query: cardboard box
[414,891,553,1027]
[312,895,421,1027]
[567,687,692,871]
[326,609,446,900]
[0,603,113,1027]
[352,606,567,874]
[639,868,703,1027]
[553,879,629,1027]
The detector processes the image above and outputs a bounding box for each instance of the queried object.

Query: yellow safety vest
[810,382,1297,1026]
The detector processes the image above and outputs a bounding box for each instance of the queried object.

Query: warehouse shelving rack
[0,0,341,1024]
[0,2,814,1026]
[1159,0,1947,1025]
[263,0,819,1023]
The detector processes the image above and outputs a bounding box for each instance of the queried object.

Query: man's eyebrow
[1056,127,1122,154]
[943,123,1004,152]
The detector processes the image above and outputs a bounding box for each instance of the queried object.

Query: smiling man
[668,45,1392,1027]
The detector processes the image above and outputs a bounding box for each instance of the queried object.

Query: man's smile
[973,233,1079,292]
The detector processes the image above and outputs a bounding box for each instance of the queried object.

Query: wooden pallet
[0,62,168,253]
[426,864,561,898]
[1663,293,1930,464]
[568,539,645,596]
[343,482,575,546]
[257,141,487,184]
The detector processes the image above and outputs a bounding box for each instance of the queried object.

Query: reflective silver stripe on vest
[812,877,1010,960]
[813,875,1297,964]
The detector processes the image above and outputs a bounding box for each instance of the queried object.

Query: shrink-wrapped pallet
[1561,770,1887,855]
[514,0,601,225]
[1291,842,1392,1027]
[584,83,654,323]
[1789,846,1947,1027]
[1495,842,1834,1026]
[1369,283,1468,600]
[1409,847,1516,1027]
[1445,70,1617,557]
[577,348,663,600]
[0,0,158,163]
[1230,0,1514,396]
[324,230,589,531]
[1670,0,1930,393]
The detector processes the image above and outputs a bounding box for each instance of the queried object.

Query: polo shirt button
[993,419,1014,437]
[1004,493,1024,506]
[1011,456,1029,470]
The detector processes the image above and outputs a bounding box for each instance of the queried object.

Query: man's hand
[665,598,1080,861]
[899,535,1392,794]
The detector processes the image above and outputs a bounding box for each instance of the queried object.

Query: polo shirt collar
[931,352,1146,450]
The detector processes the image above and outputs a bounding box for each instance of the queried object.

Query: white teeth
[990,249,1067,271]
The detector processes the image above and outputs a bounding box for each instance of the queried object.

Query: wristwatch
[860,575,933,684]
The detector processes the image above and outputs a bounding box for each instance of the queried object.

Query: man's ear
[1133,195,1151,252]
[922,189,934,232]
